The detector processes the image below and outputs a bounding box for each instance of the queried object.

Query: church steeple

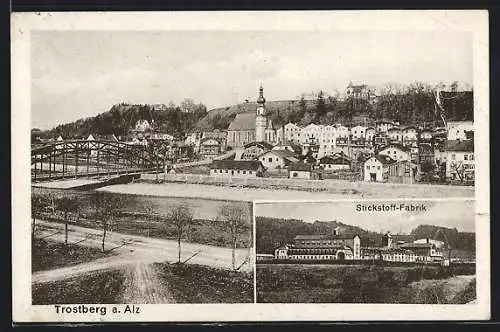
[257,84,266,105]
[255,84,267,142]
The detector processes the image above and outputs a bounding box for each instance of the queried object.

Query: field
[256,264,475,304]
[32,187,252,248]
[32,238,117,272]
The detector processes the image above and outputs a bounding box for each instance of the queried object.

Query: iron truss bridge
[31,140,160,181]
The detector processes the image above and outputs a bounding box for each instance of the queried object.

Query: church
[226,86,283,148]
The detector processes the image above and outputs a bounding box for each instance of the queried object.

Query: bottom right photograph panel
[255,199,476,304]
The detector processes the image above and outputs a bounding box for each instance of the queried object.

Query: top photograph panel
[30,29,475,199]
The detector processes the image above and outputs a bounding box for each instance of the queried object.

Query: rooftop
[288,163,313,172]
[294,234,357,240]
[227,112,256,131]
[210,159,264,171]
[445,139,474,152]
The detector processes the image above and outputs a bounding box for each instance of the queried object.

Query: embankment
[141,173,474,198]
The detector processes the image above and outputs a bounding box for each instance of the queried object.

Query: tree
[90,192,125,252]
[315,90,327,120]
[143,203,156,237]
[31,193,47,238]
[56,196,80,246]
[218,203,250,270]
[166,203,194,263]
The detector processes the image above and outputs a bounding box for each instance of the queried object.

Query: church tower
[255,85,267,142]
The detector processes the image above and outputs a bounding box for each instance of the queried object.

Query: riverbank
[99,182,354,201]
[141,173,474,199]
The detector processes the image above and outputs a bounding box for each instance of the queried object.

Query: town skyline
[32,30,472,130]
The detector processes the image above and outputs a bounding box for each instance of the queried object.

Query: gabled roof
[367,154,396,165]
[379,143,411,153]
[387,127,402,132]
[319,155,350,165]
[200,137,222,145]
[244,141,274,150]
[445,139,474,152]
[294,234,357,240]
[210,159,264,171]
[376,118,395,124]
[288,163,313,172]
[259,149,299,161]
[399,243,435,249]
[227,112,256,131]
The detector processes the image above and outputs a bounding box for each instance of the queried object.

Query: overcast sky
[255,200,475,234]
[31,30,472,130]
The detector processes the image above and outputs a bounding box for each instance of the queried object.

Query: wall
[320,163,350,171]
[210,168,259,178]
[364,158,383,182]
[139,173,474,197]
[288,170,311,179]
[259,153,286,169]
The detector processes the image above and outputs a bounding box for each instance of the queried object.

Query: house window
[451,154,456,160]
[293,172,298,177]
[464,155,468,161]
[249,171,252,175]
[268,157,273,162]
[470,154,474,161]
[377,166,380,170]
[237,170,240,174]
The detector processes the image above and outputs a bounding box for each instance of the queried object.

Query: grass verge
[32,269,126,304]
[32,238,117,272]
[154,263,253,303]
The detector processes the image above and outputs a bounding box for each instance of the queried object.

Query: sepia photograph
[255,200,476,304]
[31,190,254,304]
[12,10,489,322]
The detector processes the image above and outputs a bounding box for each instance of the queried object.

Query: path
[32,219,253,285]
[121,262,175,304]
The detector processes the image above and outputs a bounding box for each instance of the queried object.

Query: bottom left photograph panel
[31,187,254,304]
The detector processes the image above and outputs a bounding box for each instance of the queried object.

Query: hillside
[410,224,475,252]
[34,84,473,140]
[37,101,207,140]
[256,216,475,254]
[196,99,318,131]
[199,88,473,132]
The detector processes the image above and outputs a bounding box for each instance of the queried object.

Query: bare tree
[90,191,125,252]
[218,203,250,270]
[56,196,79,246]
[451,161,465,183]
[143,203,155,237]
[31,193,46,238]
[166,203,194,263]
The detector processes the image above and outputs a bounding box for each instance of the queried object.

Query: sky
[31,30,472,130]
[255,200,475,234]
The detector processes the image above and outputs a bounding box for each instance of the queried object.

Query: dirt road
[32,219,253,285]
[121,262,175,303]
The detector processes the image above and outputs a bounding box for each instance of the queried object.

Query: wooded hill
[199,85,473,131]
[256,216,475,255]
[35,101,208,140]
[34,83,473,139]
